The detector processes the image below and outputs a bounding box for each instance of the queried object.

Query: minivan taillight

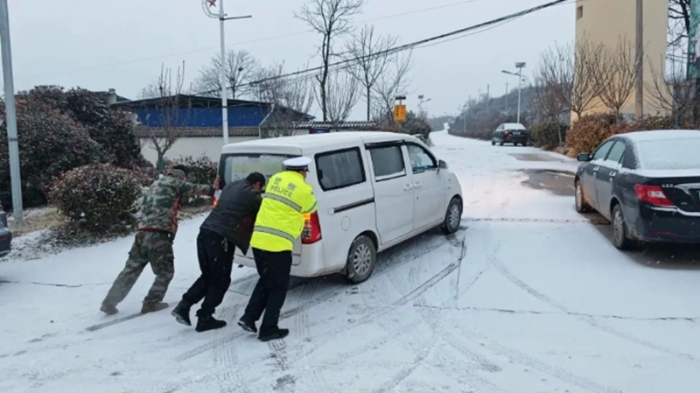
[634,184,673,207]
[301,212,322,244]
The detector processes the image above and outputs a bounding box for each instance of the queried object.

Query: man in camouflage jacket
[101,165,215,315]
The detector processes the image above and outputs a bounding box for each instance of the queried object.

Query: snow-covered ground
[1,131,698,393]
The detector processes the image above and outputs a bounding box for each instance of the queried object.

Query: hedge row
[46,154,218,234]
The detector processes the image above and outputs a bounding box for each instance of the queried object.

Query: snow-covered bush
[48,164,142,231]
[169,155,218,185]
[0,101,104,209]
[565,113,619,156]
[531,120,567,150]
[129,164,159,187]
[168,155,217,207]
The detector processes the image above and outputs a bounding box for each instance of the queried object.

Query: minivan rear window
[221,153,294,187]
[315,147,365,191]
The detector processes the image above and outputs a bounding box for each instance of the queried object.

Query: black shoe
[258,328,289,342]
[237,317,257,333]
[196,315,227,332]
[171,300,192,326]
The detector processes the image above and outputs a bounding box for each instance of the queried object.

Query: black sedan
[0,204,11,257]
[574,130,700,249]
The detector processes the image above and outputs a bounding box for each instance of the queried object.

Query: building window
[576,6,583,20]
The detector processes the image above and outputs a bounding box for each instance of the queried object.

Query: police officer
[238,157,317,342]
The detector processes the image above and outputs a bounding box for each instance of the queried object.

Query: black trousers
[242,248,292,334]
[182,229,235,316]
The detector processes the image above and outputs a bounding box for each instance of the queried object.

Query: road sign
[394,104,406,122]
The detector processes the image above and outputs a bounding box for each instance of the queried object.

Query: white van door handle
[413,182,422,188]
[403,184,413,191]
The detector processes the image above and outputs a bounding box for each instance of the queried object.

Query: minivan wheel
[611,204,635,250]
[574,180,590,213]
[441,197,463,235]
[345,235,377,284]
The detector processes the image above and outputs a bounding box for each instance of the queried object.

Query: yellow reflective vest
[249,170,318,252]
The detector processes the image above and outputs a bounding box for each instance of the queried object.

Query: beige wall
[575,0,669,119]
[139,129,312,165]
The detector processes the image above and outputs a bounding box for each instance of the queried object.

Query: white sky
[6,0,575,120]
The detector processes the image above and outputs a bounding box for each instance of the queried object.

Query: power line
[195,0,569,96]
[18,0,489,80]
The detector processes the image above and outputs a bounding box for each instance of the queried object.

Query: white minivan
[216,131,463,283]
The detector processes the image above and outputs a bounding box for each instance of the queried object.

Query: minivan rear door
[219,147,304,265]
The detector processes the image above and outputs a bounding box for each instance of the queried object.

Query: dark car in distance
[574,130,700,249]
[0,203,11,257]
[491,123,528,146]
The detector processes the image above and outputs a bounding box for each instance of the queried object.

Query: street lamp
[418,95,431,115]
[501,62,526,123]
[202,0,251,146]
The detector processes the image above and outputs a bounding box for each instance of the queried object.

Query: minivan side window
[315,147,366,191]
[368,145,406,181]
[406,143,437,173]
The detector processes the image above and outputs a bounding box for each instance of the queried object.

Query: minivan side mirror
[438,159,448,169]
[576,153,591,162]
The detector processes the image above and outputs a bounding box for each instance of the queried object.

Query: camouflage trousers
[102,231,175,306]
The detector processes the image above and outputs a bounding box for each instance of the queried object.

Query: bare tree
[530,75,565,122]
[296,0,365,121]
[669,0,690,48]
[540,37,606,120]
[325,70,361,127]
[646,53,695,125]
[595,37,640,116]
[371,51,413,126]
[253,63,315,137]
[192,50,259,98]
[140,62,189,171]
[345,25,397,120]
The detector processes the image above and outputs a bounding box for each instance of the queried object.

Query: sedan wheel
[574,180,590,213]
[611,204,635,250]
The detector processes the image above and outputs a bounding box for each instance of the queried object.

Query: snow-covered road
[2,131,699,393]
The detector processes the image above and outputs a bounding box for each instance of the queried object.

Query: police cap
[283,156,312,171]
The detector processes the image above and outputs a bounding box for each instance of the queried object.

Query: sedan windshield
[636,138,700,170]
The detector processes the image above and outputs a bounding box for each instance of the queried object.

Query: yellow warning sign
[393,104,406,122]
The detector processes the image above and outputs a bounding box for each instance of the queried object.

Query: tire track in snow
[450,323,623,393]
[174,232,460,362]
[214,304,253,393]
[220,256,462,390]
[420,304,621,393]
[418,307,511,393]
[483,230,698,362]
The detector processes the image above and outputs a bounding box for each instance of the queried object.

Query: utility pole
[0,0,23,224]
[203,0,251,145]
[516,62,526,124]
[634,0,643,120]
[486,84,490,111]
[505,82,509,112]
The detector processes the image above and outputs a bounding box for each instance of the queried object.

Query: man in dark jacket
[172,172,266,332]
